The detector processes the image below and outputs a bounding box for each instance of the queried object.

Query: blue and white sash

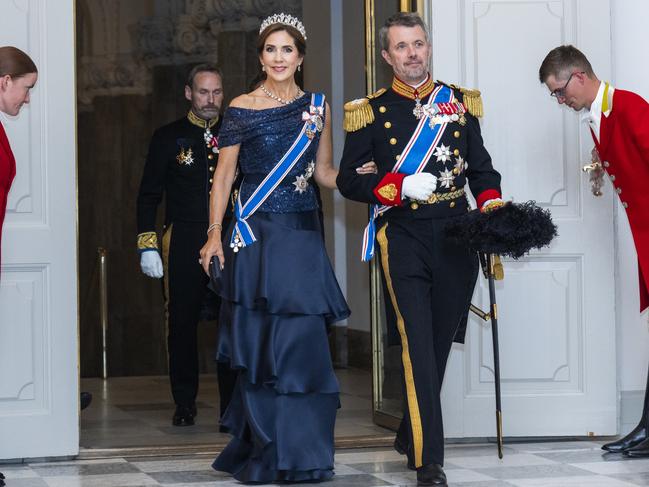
[230,93,325,252]
[361,84,454,261]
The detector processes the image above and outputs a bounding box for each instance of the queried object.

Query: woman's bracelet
[207,222,222,235]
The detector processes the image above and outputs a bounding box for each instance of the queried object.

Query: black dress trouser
[164,220,236,416]
[377,217,478,468]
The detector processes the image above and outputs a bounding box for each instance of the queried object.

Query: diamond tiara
[259,13,307,41]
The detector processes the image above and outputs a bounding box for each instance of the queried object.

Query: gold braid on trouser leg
[377,223,424,468]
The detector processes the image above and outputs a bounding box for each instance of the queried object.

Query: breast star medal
[176,147,194,166]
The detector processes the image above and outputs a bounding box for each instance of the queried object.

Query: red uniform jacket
[592,89,649,311]
[0,121,16,274]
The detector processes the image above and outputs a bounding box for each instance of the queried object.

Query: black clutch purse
[208,256,222,294]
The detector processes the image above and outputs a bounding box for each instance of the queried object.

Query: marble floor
[80,368,392,450]
[4,441,649,486]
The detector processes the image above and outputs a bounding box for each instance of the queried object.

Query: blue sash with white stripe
[230,93,325,252]
[361,85,454,261]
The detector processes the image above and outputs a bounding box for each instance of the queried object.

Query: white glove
[402,173,437,200]
[140,251,163,278]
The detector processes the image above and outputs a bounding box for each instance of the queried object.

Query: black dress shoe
[417,463,447,486]
[172,405,195,426]
[624,436,649,457]
[80,392,93,410]
[602,423,647,453]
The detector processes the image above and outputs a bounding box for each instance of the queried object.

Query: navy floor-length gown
[212,93,350,483]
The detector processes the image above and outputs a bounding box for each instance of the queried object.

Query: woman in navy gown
[200,13,374,484]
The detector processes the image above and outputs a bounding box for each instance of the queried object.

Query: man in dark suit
[136,64,236,427]
[337,12,502,487]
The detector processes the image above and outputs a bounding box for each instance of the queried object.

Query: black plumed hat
[445,201,558,259]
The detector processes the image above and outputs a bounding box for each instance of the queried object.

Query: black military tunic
[337,76,501,469]
[136,111,236,417]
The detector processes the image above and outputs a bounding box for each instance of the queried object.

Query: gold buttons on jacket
[451,186,457,192]
[453,149,460,156]
[379,106,387,113]
[623,202,629,208]
[450,201,456,208]
[384,121,392,129]
[453,168,460,175]
[396,154,401,161]
[208,154,214,160]
[454,131,460,138]
[390,138,397,145]
[616,187,622,194]
[410,202,419,210]
[209,166,215,172]
[209,178,213,184]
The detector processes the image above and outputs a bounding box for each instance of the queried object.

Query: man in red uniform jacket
[540,45,649,457]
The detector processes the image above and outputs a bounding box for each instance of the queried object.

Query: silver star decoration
[293,175,309,193]
[454,156,466,174]
[438,168,455,189]
[434,144,451,163]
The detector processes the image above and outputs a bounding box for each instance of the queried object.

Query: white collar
[584,81,614,143]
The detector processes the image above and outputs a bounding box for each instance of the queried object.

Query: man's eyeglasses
[550,71,584,99]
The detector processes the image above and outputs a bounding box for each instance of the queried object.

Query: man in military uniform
[337,13,502,487]
[540,45,649,458]
[137,64,236,427]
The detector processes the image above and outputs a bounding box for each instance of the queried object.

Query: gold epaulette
[441,81,484,118]
[343,88,386,132]
[137,232,159,251]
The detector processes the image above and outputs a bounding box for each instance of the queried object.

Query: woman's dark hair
[256,24,305,88]
[0,46,37,78]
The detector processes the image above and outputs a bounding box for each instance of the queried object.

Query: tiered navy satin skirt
[213,210,350,483]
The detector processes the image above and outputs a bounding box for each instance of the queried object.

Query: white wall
[611,0,649,395]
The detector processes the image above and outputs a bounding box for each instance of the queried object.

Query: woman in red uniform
[0,46,37,280]
[0,47,36,487]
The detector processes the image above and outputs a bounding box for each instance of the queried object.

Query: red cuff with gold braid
[476,189,501,209]
[373,172,405,206]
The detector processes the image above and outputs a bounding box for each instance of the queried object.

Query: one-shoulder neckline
[226,93,310,113]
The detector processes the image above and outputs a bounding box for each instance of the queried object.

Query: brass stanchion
[98,248,109,380]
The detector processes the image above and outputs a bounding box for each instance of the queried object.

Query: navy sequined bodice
[218,93,322,213]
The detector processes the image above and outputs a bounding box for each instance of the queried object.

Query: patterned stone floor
[79,369,390,449]
[3,441,649,486]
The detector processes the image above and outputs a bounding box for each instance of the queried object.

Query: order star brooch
[293,161,316,193]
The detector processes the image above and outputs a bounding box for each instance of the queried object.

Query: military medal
[176,147,194,165]
[438,168,455,189]
[454,156,466,175]
[413,97,424,119]
[434,143,451,163]
[204,127,219,154]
